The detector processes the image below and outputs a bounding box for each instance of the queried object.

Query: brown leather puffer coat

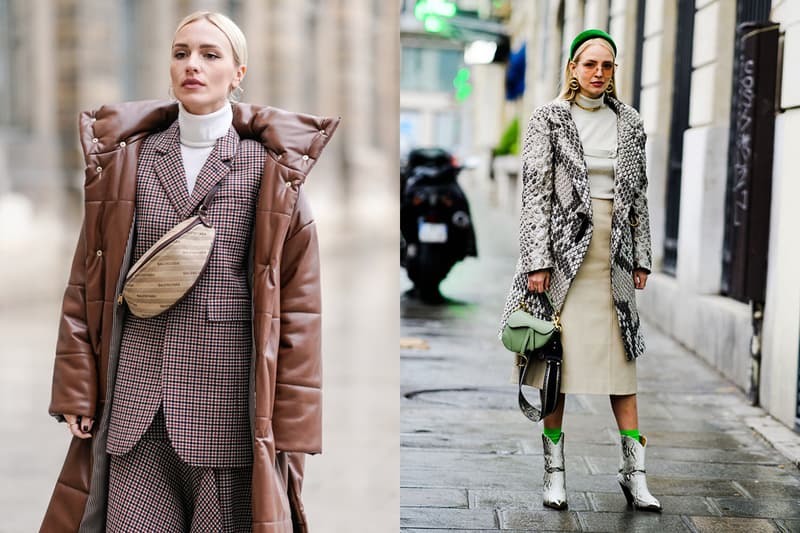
[40,100,339,533]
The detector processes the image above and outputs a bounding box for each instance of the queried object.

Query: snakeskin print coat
[500,96,652,361]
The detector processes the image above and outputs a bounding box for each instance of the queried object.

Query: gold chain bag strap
[121,183,221,318]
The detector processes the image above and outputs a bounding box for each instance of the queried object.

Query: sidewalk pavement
[400,173,800,532]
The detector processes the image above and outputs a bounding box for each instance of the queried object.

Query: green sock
[543,427,562,444]
[620,429,640,441]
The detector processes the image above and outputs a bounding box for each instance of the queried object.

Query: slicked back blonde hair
[558,37,618,101]
[174,11,248,67]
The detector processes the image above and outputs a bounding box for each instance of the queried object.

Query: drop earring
[229,86,245,103]
[168,86,176,100]
[569,77,579,91]
[605,80,614,94]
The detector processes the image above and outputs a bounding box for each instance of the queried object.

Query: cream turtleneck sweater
[178,102,233,195]
[570,93,617,199]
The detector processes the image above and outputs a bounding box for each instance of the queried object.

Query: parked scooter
[401,148,477,302]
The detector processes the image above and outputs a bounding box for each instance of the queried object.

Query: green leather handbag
[501,292,560,354]
[501,291,563,422]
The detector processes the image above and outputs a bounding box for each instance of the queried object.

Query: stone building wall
[761,0,800,428]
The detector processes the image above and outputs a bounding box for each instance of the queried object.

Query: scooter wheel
[418,282,444,303]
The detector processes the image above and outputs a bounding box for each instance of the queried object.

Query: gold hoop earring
[569,77,579,91]
[605,80,614,94]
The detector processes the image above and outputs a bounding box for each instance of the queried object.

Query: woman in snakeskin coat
[500,29,662,513]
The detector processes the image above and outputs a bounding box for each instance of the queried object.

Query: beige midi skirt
[519,198,637,395]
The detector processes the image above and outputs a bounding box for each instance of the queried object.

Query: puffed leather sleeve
[49,219,98,420]
[632,125,653,273]
[273,189,322,453]
[519,108,555,273]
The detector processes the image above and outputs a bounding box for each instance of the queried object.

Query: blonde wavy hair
[558,37,618,101]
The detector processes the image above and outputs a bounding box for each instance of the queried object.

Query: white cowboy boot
[617,434,662,512]
[542,433,567,510]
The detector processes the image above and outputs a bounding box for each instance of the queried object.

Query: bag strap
[517,353,543,422]
[517,328,563,423]
[541,291,555,312]
[197,182,222,223]
[515,323,550,422]
[519,290,561,331]
[545,292,561,331]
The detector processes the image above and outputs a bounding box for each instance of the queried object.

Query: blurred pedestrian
[42,11,338,532]
[500,29,661,512]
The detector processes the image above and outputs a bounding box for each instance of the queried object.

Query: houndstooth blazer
[105,121,261,467]
[500,96,652,361]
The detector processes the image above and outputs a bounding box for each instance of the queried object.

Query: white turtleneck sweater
[178,102,233,195]
[570,93,617,199]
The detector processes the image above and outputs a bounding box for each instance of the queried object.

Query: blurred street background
[400,0,800,531]
[0,2,398,532]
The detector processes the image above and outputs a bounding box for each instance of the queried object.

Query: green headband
[570,29,617,60]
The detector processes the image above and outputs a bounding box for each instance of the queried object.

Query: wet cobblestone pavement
[400,175,800,532]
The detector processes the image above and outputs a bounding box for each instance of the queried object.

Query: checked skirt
[107,409,252,533]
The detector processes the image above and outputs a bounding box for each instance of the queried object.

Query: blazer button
[302,154,309,161]
[96,250,104,257]
[119,141,126,147]
[92,138,98,143]
[96,166,102,172]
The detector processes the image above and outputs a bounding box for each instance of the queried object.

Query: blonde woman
[500,29,661,512]
[42,11,339,532]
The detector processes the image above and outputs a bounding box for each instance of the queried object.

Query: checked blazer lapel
[152,121,239,219]
[185,125,238,216]
[153,122,193,217]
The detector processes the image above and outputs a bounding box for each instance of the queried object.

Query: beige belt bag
[122,184,220,319]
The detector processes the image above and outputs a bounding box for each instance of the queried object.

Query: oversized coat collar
[545,96,644,217]
[79,99,340,186]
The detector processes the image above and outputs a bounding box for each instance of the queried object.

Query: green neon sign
[415,0,456,33]
[453,67,472,102]
[414,0,457,19]
[424,16,445,33]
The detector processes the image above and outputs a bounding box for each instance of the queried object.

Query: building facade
[400,0,512,162]
[496,0,799,431]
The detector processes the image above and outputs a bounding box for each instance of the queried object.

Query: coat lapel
[552,99,591,216]
[606,97,638,214]
[185,126,239,215]
[153,122,192,217]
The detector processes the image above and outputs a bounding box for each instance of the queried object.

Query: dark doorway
[721,1,777,303]
[631,0,646,112]
[662,0,695,275]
